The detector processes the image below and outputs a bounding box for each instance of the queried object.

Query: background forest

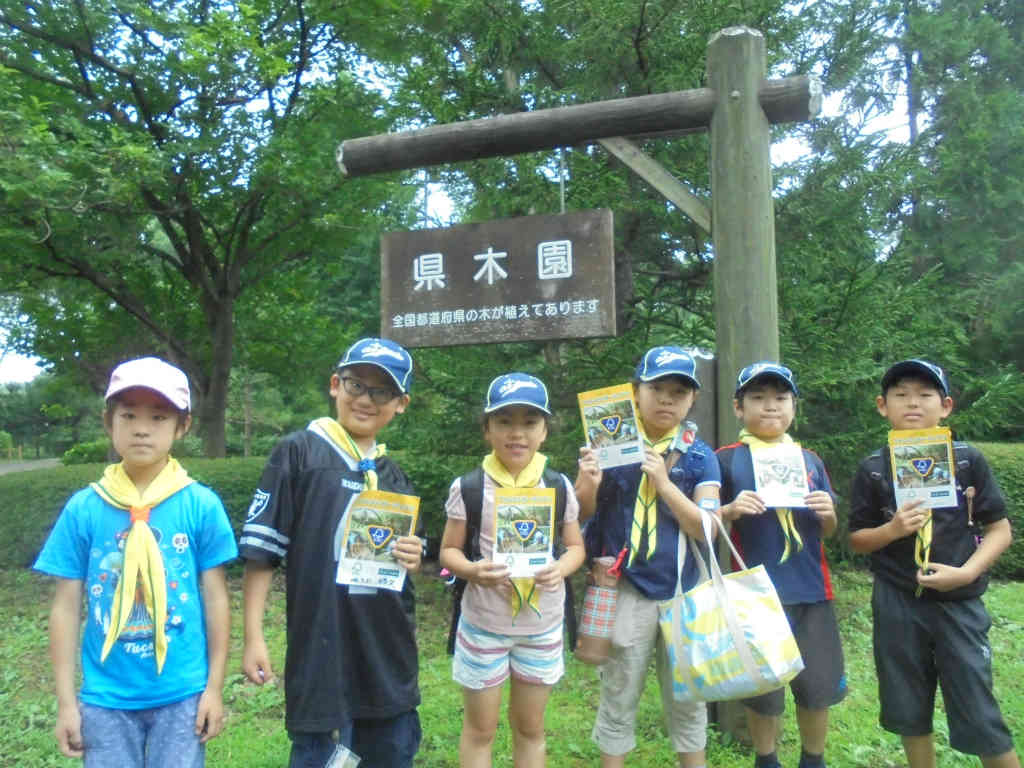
[2,0,1022,521]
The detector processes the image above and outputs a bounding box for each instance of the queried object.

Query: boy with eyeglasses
[240,338,424,768]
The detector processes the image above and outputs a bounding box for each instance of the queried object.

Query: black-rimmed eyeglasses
[339,376,400,405]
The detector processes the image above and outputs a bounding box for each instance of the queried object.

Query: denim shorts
[288,710,421,768]
[80,692,203,768]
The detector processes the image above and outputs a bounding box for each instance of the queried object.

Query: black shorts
[743,600,847,716]
[872,578,1014,756]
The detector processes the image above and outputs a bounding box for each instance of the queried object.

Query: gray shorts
[592,578,708,756]
[80,692,204,768]
[872,578,1014,756]
[743,600,847,716]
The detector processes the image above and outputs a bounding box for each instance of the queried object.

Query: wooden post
[708,27,780,443]
[707,26,780,746]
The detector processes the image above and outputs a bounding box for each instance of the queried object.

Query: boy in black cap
[849,359,1019,768]
[240,338,424,768]
[717,362,846,768]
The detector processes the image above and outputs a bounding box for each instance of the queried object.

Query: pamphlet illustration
[577,383,645,469]
[493,487,555,578]
[751,442,810,508]
[336,490,419,592]
[888,427,957,509]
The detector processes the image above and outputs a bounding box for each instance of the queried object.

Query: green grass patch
[7,567,1022,766]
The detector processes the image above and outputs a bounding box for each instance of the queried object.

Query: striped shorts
[452,617,565,690]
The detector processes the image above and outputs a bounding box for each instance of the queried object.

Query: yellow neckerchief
[91,459,193,674]
[914,510,933,597]
[482,451,547,619]
[311,417,387,490]
[626,422,682,568]
[738,429,804,563]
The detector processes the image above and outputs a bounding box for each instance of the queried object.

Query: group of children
[33,341,1018,768]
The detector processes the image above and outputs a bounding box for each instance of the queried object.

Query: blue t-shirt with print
[34,482,237,710]
[587,437,721,601]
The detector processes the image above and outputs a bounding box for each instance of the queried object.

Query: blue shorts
[452,617,564,690]
[288,710,421,768]
[80,692,203,768]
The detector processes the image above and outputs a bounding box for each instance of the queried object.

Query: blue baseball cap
[337,338,413,394]
[881,359,950,397]
[735,361,799,397]
[484,373,551,415]
[634,346,701,388]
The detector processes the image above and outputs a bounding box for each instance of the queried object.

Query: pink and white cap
[105,357,191,412]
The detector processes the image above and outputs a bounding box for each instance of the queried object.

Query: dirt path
[0,458,60,475]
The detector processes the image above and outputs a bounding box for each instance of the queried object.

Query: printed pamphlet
[888,427,957,509]
[751,442,810,508]
[336,489,419,592]
[493,486,555,578]
[577,383,645,469]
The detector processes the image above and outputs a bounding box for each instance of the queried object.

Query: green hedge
[976,442,1024,578]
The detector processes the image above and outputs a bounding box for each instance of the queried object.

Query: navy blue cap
[337,338,413,394]
[634,346,701,388]
[484,373,551,415]
[735,361,799,397]
[881,359,950,397]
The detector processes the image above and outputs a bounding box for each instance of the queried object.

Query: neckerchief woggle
[310,417,386,490]
[626,421,689,568]
[738,429,804,563]
[482,451,548,619]
[91,458,194,673]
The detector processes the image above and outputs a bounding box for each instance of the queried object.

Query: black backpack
[446,466,576,654]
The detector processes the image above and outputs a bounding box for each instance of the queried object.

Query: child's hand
[472,560,511,587]
[54,703,83,758]
[533,561,563,591]
[723,490,766,521]
[916,562,971,593]
[575,448,602,494]
[889,499,927,538]
[392,535,423,573]
[805,491,835,523]
[242,637,274,685]
[640,449,670,490]
[195,687,226,743]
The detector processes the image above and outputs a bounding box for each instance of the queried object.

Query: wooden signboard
[380,209,615,348]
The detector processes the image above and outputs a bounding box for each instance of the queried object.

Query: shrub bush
[976,442,1024,579]
[61,439,110,465]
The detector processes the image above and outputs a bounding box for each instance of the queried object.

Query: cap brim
[736,372,798,396]
[338,361,408,394]
[484,400,552,415]
[637,371,701,388]
[882,361,946,394]
[105,383,189,411]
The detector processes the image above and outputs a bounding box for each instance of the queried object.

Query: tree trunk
[199,297,235,458]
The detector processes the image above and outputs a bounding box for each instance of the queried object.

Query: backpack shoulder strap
[459,467,485,561]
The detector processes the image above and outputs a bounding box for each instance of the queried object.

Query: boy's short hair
[484,372,551,415]
[336,337,413,394]
[105,357,191,412]
[880,359,950,397]
[634,346,701,389]
[734,361,799,398]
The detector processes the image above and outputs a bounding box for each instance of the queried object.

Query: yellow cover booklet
[336,489,419,592]
[888,426,957,509]
[577,382,645,469]
[494,486,555,577]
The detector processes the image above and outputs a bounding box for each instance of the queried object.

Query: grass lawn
[4,566,1022,767]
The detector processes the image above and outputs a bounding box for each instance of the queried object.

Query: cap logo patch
[654,350,690,367]
[600,415,622,435]
[499,379,539,396]
[367,525,395,550]
[358,342,406,362]
[513,519,538,543]
[911,458,935,478]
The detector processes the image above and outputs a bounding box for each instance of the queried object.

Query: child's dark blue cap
[337,338,413,394]
[634,346,701,388]
[735,361,799,397]
[484,373,551,415]
[881,359,950,397]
